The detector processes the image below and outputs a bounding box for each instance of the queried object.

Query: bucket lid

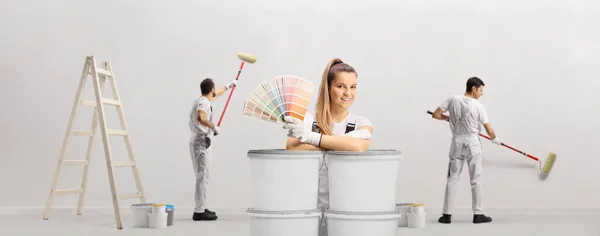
[246,208,321,218]
[166,205,174,209]
[152,204,166,207]
[325,149,402,159]
[410,203,424,207]
[324,209,402,220]
[247,149,324,159]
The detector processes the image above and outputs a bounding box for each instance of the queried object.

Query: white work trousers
[443,135,484,215]
[189,135,212,213]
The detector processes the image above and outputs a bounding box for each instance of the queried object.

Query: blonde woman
[283,58,373,211]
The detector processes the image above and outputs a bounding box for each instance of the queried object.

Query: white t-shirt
[302,112,372,136]
[189,96,213,136]
[439,94,490,136]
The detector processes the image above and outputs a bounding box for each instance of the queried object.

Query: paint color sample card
[243,75,315,124]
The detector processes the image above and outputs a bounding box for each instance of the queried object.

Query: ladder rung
[80,98,121,107]
[102,98,121,106]
[119,193,142,200]
[95,68,112,77]
[53,188,84,196]
[80,100,96,107]
[71,130,93,136]
[112,161,135,167]
[62,160,89,166]
[107,129,128,136]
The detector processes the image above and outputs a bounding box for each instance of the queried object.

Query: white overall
[441,95,489,215]
[188,96,213,213]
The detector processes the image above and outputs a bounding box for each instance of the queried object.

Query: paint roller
[214,52,257,135]
[426,110,556,180]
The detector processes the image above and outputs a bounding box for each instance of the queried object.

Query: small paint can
[152,203,166,213]
[410,203,425,213]
[166,205,175,226]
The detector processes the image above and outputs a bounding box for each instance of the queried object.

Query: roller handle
[216,61,244,129]
[426,110,539,161]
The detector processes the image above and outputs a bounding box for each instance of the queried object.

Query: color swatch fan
[243,75,315,124]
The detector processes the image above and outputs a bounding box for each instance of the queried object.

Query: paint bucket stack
[406,203,427,228]
[323,149,403,236]
[246,149,407,236]
[246,149,324,236]
[130,203,175,229]
[395,203,414,227]
[148,204,168,229]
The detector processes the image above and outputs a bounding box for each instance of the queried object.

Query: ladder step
[95,68,112,77]
[71,129,127,136]
[71,130,93,136]
[53,188,84,196]
[80,98,121,107]
[119,192,142,200]
[102,98,121,106]
[80,100,96,107]
[112,161,135,167]
[62,160,89,166]
[107,129,128,136]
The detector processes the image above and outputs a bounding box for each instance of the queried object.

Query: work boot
[193,212,218,221]
[205,209,217,215]
[438,214,452,224]
[473,214,492,224]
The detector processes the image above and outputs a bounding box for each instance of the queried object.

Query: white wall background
[1,0,599,213]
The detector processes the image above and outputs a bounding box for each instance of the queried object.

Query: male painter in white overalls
[188,77,237,221]
[431,77,499,224]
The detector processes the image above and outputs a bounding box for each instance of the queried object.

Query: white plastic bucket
[247,208,322,236]
[130,203,154,228]
[324,209,402,236]
[148,212,168,229]
[326,149,401,212]
[407,212,427,228]
[395,203,414,227]
[248,149,324,211]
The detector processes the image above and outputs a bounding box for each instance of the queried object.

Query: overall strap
[344,114,357,134]
[311,114,358,134]
[311,121,321,133]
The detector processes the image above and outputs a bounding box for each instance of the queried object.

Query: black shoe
[193,212,218,221]
[438,214,452,224]
[473,214,492,224]
[204,209,216,215]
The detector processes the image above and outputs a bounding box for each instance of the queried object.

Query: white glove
[212,126,220,136]
[490,137,501,145]
[225,80,238,90]
[282,116,322,146]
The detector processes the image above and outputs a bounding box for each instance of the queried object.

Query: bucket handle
[319,210,327,226]
[319,155,328,170]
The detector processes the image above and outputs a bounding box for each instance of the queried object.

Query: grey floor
[1,208,599,236]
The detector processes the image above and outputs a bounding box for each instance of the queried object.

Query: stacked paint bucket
[245,149,404,236]
[396,203,427,228]
[130,203,175,229]
[246,149,324,236]
[322,149,403,236]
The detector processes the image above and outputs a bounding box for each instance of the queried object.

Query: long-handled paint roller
[214,52,257,135]
[426,110,556,180]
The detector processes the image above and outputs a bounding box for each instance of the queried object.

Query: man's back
[440,95,489,136]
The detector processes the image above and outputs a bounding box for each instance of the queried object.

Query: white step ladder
[42,56,146,229]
